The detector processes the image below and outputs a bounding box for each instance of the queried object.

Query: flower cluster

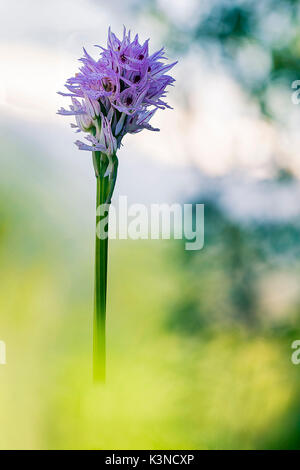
[58,27,177,156]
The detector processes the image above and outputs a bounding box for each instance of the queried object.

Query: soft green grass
[0,133,299,449]
[0,237,299,449]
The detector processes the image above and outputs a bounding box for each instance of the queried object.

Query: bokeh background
[1,0,300,449]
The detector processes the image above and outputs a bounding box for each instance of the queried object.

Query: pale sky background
[1,0,300,217]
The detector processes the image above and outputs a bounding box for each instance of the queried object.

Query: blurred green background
[1,0,300,449]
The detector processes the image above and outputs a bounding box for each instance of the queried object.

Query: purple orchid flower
[58,26,177,156]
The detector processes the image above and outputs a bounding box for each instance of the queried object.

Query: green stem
[93,151,118,383]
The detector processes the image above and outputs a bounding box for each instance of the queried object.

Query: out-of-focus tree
[127,0,300,330]
[168,189,300,332]
[136,0,300,119]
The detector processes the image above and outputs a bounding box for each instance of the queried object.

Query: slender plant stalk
[93,151,118,383]
[58,27,176,384]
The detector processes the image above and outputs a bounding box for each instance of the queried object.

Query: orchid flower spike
[57,26,177,383]
[58,26,177,159]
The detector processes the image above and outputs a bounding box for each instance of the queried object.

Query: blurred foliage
[169,193,300,334]
[0,134,300,449]
[138,0,300,119]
